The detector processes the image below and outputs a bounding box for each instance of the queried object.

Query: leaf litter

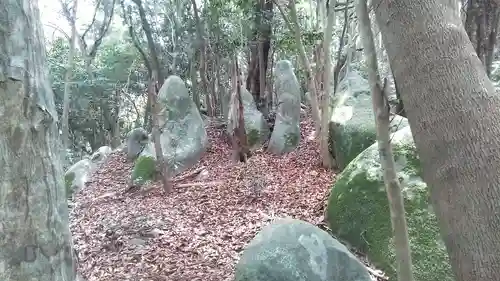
[70,115,385,281]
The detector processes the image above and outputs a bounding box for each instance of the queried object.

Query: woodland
[1,0,500,281]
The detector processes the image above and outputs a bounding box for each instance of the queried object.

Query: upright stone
[132,76,207,184]
[227,85,269,149]
[235,218,372,281]
[126,127,149,160]
[268,60,302,154]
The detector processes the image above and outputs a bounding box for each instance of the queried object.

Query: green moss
[132,155,156,185]
[326,148,453,281]
[247,128,260,147]
[333,127,376,170]
[284,131,299,148]
[65,172,76,198]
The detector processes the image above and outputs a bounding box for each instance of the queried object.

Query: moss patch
[65,172,76,198]
[132,155,156,185]
[333,126,376,170]
[326,141,453,281]
[247,128,260,147]
[284,131,299,148]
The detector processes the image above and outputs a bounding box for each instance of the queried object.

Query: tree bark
[246,0,273,114]
[0,0,77,280]
[319,0,337,168]
[374,1,500,281]
[61,0,79,149]
[356,1,414,281]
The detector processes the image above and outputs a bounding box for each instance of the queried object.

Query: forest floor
[69,116,380,281]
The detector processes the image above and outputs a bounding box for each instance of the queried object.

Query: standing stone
[90,145,112,163]
[126,127,149,160]
[235,218,372,281]
[268,60,302,154]
[132,76,208,184]
[64,159,94,198]
[227,85,269,149]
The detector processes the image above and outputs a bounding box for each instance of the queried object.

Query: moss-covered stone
[247,128,261,147]
[284,131,299,148]
[65,172,76,198]
[131,155,156,185]
[326,126,453,281]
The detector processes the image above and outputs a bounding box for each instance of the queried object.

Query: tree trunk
[356,1,414,281]
[148,71,172,194]
[276,0,321,133]
[0,0,77,280]
[319,0,337,168]
[231,57,250,162]
[61,0,79,149]
[374,1,500,281]
[191,0,213,116]
[246,0,273,114]
[190,51,201,110]
[464,0,500,77]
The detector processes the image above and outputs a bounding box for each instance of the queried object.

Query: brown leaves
[70,116,335,281]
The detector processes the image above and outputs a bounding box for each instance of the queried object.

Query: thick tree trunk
[374,1,500,281]
[0,1,77,280]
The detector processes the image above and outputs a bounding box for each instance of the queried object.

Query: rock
[65,159,93,198]
[132,76,208,185]
[326,126,453,281]
[126,127,149,160]
[268,60,302,155]
[227,86,269,149]
[90,146,112,163]
[329,70,408,170]
[235,218,371,281]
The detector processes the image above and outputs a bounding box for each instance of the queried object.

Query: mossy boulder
[326,126,453,281]
[131,155,156,185]
[235,218,371,281]
[329,70,408,170]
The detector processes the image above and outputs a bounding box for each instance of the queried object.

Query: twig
[172,167,205,182]
[175,181,223,188]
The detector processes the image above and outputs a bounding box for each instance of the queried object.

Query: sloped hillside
[70,117,336,281]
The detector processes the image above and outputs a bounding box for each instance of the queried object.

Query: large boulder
[268,60,302,154]
[131,76,208,185]
[126,127,149,160]
[235,218,372,281]
[227,85,269,149]
[329,70,408,170]
[65,159,93,198]
[326,126,454,281]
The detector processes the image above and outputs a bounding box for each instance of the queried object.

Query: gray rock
[64,159,93,198]
[268,60,302,155]
[330,70,408,170]
[235,218,372,281]
[90,146,112,163]
[126,127,149,160]
[227,86,269,149]
[133,75,208,181]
